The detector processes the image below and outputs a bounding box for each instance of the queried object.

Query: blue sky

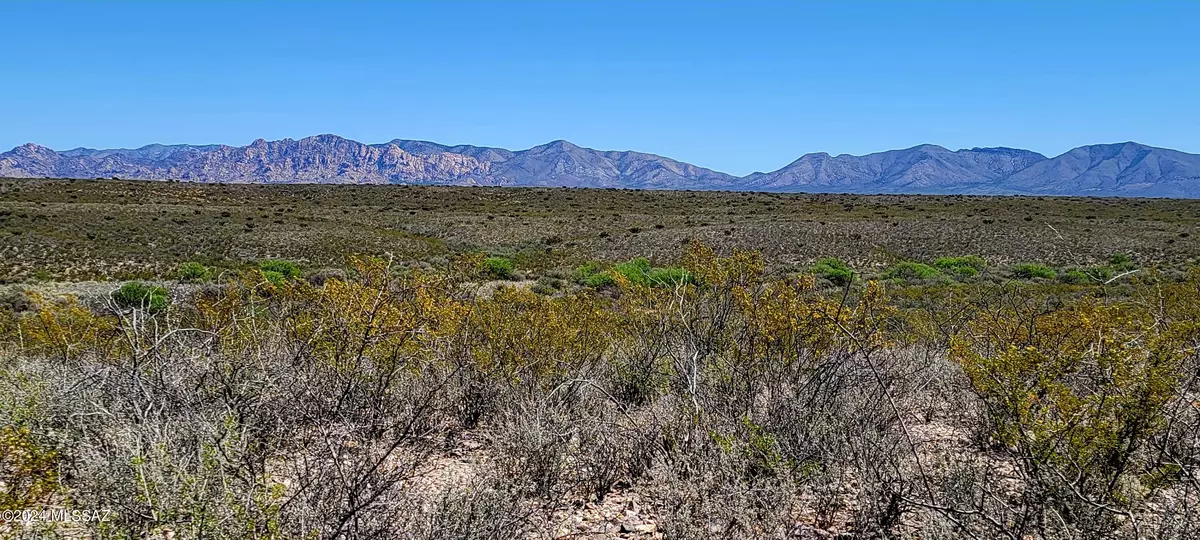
[2,1,1197,175]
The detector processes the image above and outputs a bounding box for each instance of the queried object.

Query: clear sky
[2,1,1198,176]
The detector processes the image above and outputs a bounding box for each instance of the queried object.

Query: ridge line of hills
[3,134,1200,197]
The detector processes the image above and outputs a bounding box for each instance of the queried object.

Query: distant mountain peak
[529,139,583,152]
[2,136,1198,196]
[906,143,951,153]
[13,142,52,154]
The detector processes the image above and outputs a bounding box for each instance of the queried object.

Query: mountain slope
[0,135,736,189]
[3,136,1200,196]
[1002,142,1200,197]
[742,145,1048,194]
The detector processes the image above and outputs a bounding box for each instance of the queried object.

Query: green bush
[576,258,692,288]
[811,258,854,286]
[644,266,694,287]
[883,262,941,281]
[615,258,694,287]
[576,262,616,288]
[176,262,211,282]
[934,255,986,277]
[613,257,653,284]
[481,257,515,280]
[1058,269,1091,285]
[1108,252,1136,271]
[112,282,170,312]
[1012,263,1056,280]
[1058,267,1112,285]
[258,260,302,285]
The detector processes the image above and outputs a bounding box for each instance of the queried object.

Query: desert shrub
[258,259,302,285]
[811,257,854,286]
[531,276,564,295]
[175,261,211,282]
[934,255,986,277]
[613,257,654,284]
[577,258,693,288]
[2,243,1197,539]
[614,258,694,287]
[535,275,563,290]
[402,477,537,539]
[1011,263,1056,279]
[1109,251,1137,271]
[481,256,515,280]
[1058,268,1092,284]
[305,268,346,286]
[0,425,59,511]
[644,266,694,287]
[951,292,1193,537]
[883,261,941,281]
[0,288,34,314]
[111,282,169,312]
[1058,266,1113,284]
[575,262,615,287]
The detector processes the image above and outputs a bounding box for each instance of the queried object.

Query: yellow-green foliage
[18,294,121,362]
[469,286,614,380]
[952,291,1188,504]
[0,425,59,510]
[2,242,1198,538]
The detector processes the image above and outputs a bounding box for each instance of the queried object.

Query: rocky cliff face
[1,135,497,185]
[4,135,1200,196]
[0,134,735,189]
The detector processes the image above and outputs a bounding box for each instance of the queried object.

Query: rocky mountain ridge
[4,135,1199,196]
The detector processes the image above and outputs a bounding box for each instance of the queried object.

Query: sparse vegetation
[1,179,1199,539]
[3,179,1199,284]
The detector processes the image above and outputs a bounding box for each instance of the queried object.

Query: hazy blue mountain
[3,136,1199,196]
[742,145,1048,194]
[1001,142,1200,197]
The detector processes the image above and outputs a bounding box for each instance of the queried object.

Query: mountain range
[4,135,1200,197]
